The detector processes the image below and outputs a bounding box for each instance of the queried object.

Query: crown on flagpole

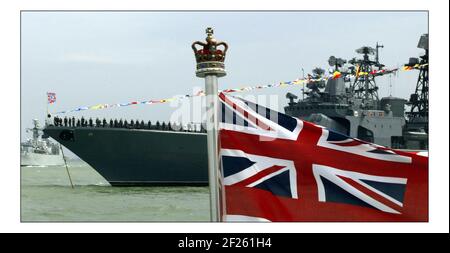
[192,27,228,78]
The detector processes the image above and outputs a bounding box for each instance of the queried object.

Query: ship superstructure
[285,45,407,148]
[284,35,428,149]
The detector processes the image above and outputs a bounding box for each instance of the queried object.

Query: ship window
[374,124,376,128]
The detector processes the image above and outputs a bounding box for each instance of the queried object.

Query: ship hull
[44,127,208,186]
[21,152,65,166]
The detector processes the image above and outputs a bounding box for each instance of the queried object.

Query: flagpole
[45,92,50,126]
[205,74,220,222]
[192,27,228,222]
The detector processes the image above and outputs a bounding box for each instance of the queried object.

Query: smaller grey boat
[21,119,64,167]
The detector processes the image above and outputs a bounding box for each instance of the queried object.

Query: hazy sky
[21,11,428,140]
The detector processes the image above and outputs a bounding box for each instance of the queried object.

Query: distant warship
[21,119,64,166]
[285,35,428,150]
[43,34,428,186]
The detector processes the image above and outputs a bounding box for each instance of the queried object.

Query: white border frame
[1,0,448,233]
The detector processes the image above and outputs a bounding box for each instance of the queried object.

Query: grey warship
[45,123,208,186]
[21,119,64,166]
[285,36,428,150]
[44,34,428,186]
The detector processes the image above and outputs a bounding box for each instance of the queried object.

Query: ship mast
[349,45,384,108]
[375,42,384,66]
[26,119,42,146]
[405,34,428,129]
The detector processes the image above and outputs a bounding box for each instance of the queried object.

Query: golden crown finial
[192,27,228,77]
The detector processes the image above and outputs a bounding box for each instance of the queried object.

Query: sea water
[21,160,210,222]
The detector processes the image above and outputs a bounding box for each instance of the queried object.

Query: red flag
[218,94,428,221]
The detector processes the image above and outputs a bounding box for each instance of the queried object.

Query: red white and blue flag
[47,92,56,104]
[218,93,428,221]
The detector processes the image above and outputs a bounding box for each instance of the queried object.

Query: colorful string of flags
[52,63,427,115]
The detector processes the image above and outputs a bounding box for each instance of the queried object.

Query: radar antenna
[286,92,298,105]
[328,56,347,71]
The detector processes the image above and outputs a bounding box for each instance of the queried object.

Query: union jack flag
[219,93,428,221]
[47,92,56,104]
